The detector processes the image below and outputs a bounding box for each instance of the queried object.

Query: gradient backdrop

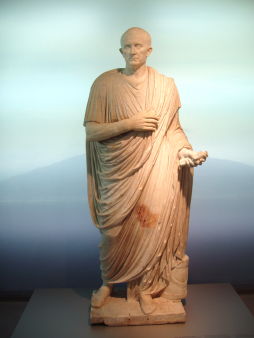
[1,0,254,291]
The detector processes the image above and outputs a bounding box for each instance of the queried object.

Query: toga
[84,66,193,298]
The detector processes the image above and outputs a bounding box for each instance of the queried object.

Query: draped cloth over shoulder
[84,67,193,296]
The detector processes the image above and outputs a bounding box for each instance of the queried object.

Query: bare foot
[139,293,156,315]
[91,285,112,308]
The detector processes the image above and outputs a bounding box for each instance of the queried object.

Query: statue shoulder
[163,74,178,88]
[92,69,120,87]
[160,72,175,85]
[148,67,175,85]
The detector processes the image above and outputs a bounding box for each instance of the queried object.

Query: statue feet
[91,284,112,308]
[139,292,156,315]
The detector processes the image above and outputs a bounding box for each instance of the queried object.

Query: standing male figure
[84,27,207,315]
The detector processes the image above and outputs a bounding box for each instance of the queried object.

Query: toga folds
[84,66,193,297]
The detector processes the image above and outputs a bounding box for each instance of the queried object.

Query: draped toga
[84,66,193,297]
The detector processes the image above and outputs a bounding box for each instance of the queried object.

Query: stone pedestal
[90,291,186,326]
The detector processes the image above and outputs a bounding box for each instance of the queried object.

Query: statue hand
[179,148,208,168]
[128,108,159,132]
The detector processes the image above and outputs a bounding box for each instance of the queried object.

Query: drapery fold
[84,67,193,294]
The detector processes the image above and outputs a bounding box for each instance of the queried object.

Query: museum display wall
[1,0,253,291]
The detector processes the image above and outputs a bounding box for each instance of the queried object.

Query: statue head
[119,27,153,70]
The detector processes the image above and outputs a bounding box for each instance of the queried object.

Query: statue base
[90,291,186,326]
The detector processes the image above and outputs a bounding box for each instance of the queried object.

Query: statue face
[120,30,152,69]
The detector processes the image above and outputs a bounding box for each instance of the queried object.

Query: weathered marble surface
[84,27,208,324]
[90,292,186,326]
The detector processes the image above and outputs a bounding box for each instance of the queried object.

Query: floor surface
[3,284,253,338]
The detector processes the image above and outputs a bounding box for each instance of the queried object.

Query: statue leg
[139,292,156,315]
[91,283,113,308]
[161,254,189,300]
[127,277,156,315]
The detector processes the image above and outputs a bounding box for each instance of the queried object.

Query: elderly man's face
[120,30,152,69]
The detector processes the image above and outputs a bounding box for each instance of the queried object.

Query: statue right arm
[85,120,132,142]
[85,109,159,142]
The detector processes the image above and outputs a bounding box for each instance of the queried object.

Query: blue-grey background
[1,0,254,291]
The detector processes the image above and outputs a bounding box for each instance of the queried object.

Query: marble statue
[83,27,208,326]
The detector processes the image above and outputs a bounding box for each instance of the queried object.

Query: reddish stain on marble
[136,204,158,228]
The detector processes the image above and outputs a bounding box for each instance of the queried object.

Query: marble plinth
[90,292,186,326]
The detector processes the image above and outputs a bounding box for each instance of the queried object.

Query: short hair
[120,27,152,47]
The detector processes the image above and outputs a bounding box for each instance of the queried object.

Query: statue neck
[122,64,148,78]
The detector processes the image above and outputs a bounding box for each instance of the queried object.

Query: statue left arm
[175,110,208,168]
[166,109,208,168]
